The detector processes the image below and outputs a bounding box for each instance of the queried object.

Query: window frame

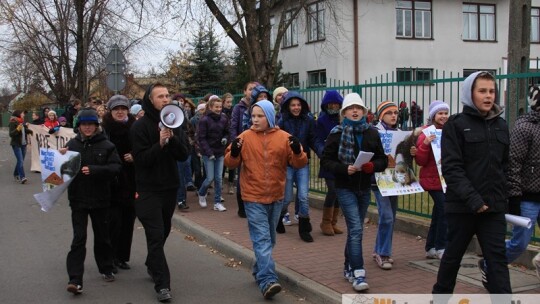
[282,10,298,48]
[307,1,326,43]
[307,69,327,88]
[462,3,497,42]
[532,7,540,44]
[396,68,434,84]
[463,69,497,78]
[395,0,433,39]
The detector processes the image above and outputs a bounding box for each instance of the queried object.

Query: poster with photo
[375,130,424,196]
[27,124,76,172]
[34,148,81,212]
[421,125,447,193]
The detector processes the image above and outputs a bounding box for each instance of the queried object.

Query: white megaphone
[159,104,185,130]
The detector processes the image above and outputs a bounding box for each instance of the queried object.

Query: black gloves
[48,128,55,134]
[231,138,242,157]
[508,196,522,216]
[289,136,301,155]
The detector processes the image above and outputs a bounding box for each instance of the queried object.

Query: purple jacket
[230,98,249,140]
[197,112,230,157]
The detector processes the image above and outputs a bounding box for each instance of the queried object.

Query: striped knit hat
[377,100,398,119]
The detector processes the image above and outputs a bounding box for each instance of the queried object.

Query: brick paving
[174,190,539,296]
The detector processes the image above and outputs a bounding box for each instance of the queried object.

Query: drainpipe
[353,0,359,85]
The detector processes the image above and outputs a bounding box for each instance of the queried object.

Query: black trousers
[432,212,511,294]
[109,201,136,263]
[135,190,176,292]
[66,207,114,285]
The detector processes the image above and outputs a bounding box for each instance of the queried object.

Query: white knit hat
[341,93,368,116]
[428,100,450,120]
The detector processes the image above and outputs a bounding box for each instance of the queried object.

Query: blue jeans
[12,145,27,179]
[282,165,310,217]
[372,187,397,256]
[336,188,371,272]
[244,201,283,292]
[400,119,408,131]
[183,155,194,187]
[198,156,224,204]
[426,190,448,251]
[176,160,187,202]
[506,200,540,263]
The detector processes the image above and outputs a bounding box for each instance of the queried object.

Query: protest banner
[27,124,76,172]
[421,125,447,192]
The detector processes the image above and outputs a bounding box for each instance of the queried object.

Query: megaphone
[159,104,184,130]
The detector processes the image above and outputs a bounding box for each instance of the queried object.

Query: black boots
[276,214,286,234]
[298,217,313,242]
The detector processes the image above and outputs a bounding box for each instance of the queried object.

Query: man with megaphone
[130,83,190,303]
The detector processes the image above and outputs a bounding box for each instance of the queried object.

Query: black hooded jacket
[130,85,190,192]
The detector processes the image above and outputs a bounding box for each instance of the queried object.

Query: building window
[307,70,326,87]
[307,2,325,42]
[532,8,540,43]
[270,16,276,49]
[282,10,298,48]
[396,1,432,39]
[285,73,300,89]
[463,69,496,78]
[462,3,496,41]
[397,68,433,82]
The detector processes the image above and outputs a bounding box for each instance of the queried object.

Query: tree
[184,21,226,96]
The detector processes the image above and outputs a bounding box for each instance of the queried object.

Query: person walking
[225,100,308,299]
[315,90,344,236]
[61,107,121,295]
[415,100,450,260]
[432,71,511,294]
[398,101,409,130]
[321,93,387,292]
[101,95,137,272]
[130,83,190,302]
[9,110,32,184]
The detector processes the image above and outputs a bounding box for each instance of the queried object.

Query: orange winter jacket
[224,127,308,204]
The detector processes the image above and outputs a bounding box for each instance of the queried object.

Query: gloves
[289,136,301,155]
[16,124,23,132]
[231,138,242,157]
[508,196,522,216]
[221,138,228,146]
[361,162,374,174]
[48,128,55,134]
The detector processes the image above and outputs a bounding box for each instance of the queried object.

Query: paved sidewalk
[172,190,540,303]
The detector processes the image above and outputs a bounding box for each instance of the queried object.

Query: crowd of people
[7,72,540,301]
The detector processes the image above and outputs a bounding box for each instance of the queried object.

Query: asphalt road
[0,128,310,304]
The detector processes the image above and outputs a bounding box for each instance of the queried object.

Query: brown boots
[320,207,343,236]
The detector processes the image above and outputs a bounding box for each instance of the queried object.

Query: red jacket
[415,126,442,191]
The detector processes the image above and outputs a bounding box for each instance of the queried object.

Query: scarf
[330,117,370,164]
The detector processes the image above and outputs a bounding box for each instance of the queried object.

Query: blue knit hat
[252,100,276,128]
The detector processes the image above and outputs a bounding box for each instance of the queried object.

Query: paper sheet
[353,151,374,170]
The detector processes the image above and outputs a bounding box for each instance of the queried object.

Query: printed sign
[421,125,447,192]
[27,124,76,172]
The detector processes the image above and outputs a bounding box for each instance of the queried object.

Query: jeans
[425,190,448,251]
[183,155,194,187]
[506,200,540,263]
[198,156,224,204]
[244,201,283,292]
[12,144,27,179]
[176,160,187,202]
[282,165,310,217]
[336,188,371,272]
[400,119,408,131]
[372,187,397,256]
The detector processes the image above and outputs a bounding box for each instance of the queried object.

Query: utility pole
[507,0,531,127]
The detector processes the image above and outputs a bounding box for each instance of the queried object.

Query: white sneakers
[213,203,227,212]
[198,194,207,208]
[352,269,369,291]
[426,248,444,260]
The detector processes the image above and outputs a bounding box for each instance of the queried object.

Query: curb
[172,214,342,304]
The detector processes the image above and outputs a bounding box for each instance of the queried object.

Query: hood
[320,90,343,113]
[280,91,309,115]
[461,71,502,117]
[141,84,161,123]
[251,100,276,128]
[515,109,540,125]
[251,85,271,104]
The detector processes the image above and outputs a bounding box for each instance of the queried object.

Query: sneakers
[374,254,393,270]
[262,282,282,299]
[13,175,20,182]
[478,258,489,290]
[436,249,445,260]
[343,265,353,282]
[101,273,115,282]
[352,269,369,291]
[198,194,207,208]
[426,248,438,259]
[220,196,225,202]
[20,177,28,184]
[177,200,189,211]
[66,283,83,295]
[282,213,292,226]
[294,213,299,223]
[533,253,540,280]
[213,203,227,212]
[157,288,172,302]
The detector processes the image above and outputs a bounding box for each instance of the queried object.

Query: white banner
[421,125,447,193]
[343,294,536,304]
[27,124,76,172]
[33,148,81,212]
[375,130,424,196]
